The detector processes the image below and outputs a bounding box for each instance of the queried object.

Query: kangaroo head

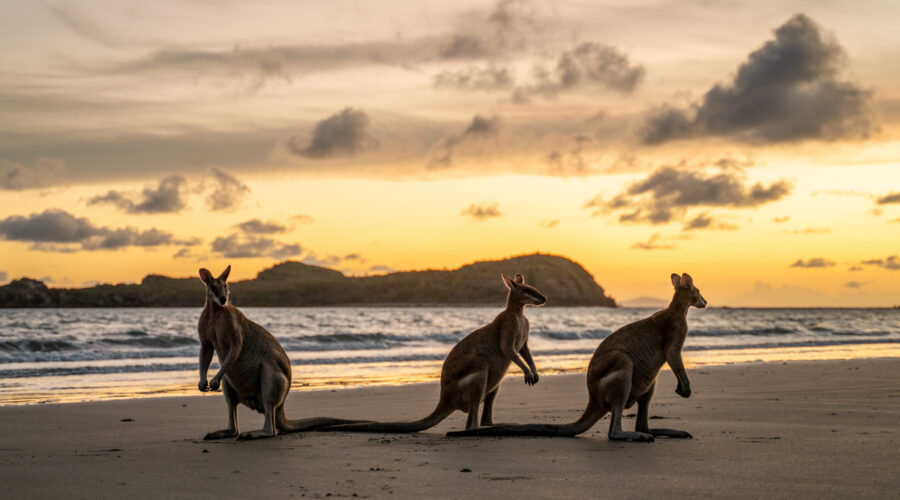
[502,273,548,307]
[199,265,231,307]
[671,272,707,309]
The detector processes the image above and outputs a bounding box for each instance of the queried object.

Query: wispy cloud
[790,257,836,268]
[460,202,502,220]
[0,158,66,191]
[859,255,900,271]
[586,166,791,224]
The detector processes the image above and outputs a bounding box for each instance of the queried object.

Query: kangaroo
[197,265,367,440]
[319,273,547,434]
[448,272,706,442]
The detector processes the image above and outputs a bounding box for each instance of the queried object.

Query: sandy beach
[1,358,897,499]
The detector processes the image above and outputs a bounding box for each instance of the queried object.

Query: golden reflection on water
[3,343,899,406]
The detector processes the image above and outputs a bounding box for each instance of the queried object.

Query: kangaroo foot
[648,428,692,438]
[237,429,276,440]
[609,430,655,442]
[203,429,238,440]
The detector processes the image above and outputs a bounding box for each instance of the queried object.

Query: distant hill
[0,253,616,308]
[619,296,669,308]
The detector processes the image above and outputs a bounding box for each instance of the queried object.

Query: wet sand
[1,358,897,498]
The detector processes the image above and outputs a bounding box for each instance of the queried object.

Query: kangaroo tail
[276,408,372,433]
[318,398,454,434]
[446,399,604,438]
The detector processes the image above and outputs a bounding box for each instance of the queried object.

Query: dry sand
[1,358,898,499]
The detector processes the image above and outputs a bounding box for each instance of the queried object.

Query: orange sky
[1,1,898,306]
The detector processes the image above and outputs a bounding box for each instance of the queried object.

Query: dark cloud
[587,166,792,224]
[460,202,502,220]
[876,192,900,205]
[790,257,835,268]
[683,213,738,231]
[641,14,874,144]
[203,167,250,211]
[844,281,865,289]
[631,234,675,250]
[211,233,301,259]
[0,157,66,191]
[88,175,188,214]
[514,43,644,103]
[0,209,103,242]
[431,115,499,168]
[235,219,288,235]
[859,255,900,271]
[288,108,375,159]
[0,209,192,251]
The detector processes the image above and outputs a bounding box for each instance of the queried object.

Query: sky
[0,0,898,307]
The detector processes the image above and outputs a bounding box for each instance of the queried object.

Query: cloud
[0,158,66,190]
[773,216,790,223]
[0,209,193,251]
[288,108,375,159]
[848,266,863,271]
[538,219,559,228]
[791,227,830,234]
[290,214,314,224]
[235,219,288,235]
[859,255,900,271]
[301,253,341,267]
[211,234,301,259]
[640,14,875,144]
[88,175,188,214]
[630,233,675,250]
[368,264,395,274]
[844,281,865,289]
[876,192,900,205]
[586,166,792,224]
[0,270,7,283]
[790,257,836,268]
[432,66,514,91]
[544,135,592,176]
[460,202,502,220]
[682,213,736,231]
[431,115,500,168]
[203,167,250,211]
[513,43,644,103]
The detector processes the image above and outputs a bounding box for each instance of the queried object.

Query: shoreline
[1,358,897,498]
[3,342,900,406]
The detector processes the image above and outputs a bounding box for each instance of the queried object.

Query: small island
[0,253,616,308]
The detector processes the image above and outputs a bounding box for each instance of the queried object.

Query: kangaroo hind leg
[204,379,240,440]
[636,381,692,439]
[600,356,653,443]
[238,364,287,440]
[480,388,498,427]
[460,369,488,431]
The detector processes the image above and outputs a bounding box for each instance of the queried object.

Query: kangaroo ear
[501,274,515,289]
[671,273,682,288]
[218,265,231,282]
[681,273,693,287]
[514,273,524,284]
[199,268,213,285]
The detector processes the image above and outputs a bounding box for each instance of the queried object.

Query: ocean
[1,306,898,405]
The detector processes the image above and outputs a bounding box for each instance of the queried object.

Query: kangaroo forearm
[520,345,538,373]
[667,352,689,385]
[199,345,214,379]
